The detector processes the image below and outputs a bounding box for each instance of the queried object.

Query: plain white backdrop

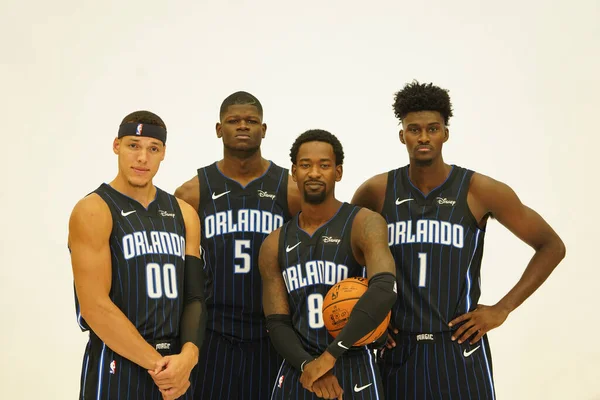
[1,0,598,398]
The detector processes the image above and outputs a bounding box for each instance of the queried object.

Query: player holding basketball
[351,81,566,399]
[259,130,397,399]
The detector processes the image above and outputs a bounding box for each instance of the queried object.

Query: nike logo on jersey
[212,191,231,199]
[463,345,480,357]
[286,242,301,252]
[337,341,349,350]
[121,210,136,216]
[354,383,372,392]
[395,198,414,205]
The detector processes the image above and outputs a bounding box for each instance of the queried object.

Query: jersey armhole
[197,168,210,215]
[381,169,398,212]
[91,189,118,227]
[276,223,288,269]
[278,168,290,219]
[462,169,485,230]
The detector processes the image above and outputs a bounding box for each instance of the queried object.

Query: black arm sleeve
[266,314,315,371]
[326,272,397,358]
[180,255,207,350]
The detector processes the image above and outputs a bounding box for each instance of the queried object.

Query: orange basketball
[322,277,391,346]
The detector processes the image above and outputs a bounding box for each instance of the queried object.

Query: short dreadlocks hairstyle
[289,129,344,165]
[393,81,454,125]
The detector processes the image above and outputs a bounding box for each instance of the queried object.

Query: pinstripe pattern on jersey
[74,183,188,399]
[381,166,485,333]
[379,332,496,399]
[197,161,291,340]
[271,349,384,400]
[277,203,366,355]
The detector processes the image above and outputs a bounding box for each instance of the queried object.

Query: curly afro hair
[393,81,453,125]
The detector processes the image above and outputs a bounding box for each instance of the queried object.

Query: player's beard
[128,179,150,189]
[304,189,327,204]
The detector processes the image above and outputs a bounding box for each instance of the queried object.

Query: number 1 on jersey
[418,252,427,288]
[234,240,251,274]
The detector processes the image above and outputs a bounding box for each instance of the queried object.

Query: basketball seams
[322,277,390,346]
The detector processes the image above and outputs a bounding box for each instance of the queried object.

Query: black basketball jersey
[381,165,485,333]
[278,203,365,355]
[197,161,291,341]
[74,183,187,341]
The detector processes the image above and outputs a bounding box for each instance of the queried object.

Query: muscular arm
[450,173,566,343]
[350,173,387,213]
[325,209,397,358]
[177,199,206,364]
[174,176,200,212]
[69,195,161,370]
[471,173,566,313]
[259,229,315,371]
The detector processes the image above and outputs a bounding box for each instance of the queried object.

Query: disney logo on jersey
[436,197,456,206]
[158,210,175,218]
[321,236,341,244]
[257,190,276,200]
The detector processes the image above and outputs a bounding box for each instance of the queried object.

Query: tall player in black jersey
[175,92,301,400]
[259,130,397,399]
[352,81,566,399]
[69,111,206,400]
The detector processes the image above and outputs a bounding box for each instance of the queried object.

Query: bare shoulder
[352,207,388,233]
[258,227,282,274]
[262,226,282,253]
[470,172,511,194]
[174,175,200,211]
[70,193,111,224]
[350,207,391,267]
[467,171,526,223]
[69,193,112,242]
[176,197,200,223]
[469,172,518,206]
[351,172,388,212]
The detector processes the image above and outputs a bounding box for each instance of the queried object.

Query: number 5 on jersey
[234,239,251,274]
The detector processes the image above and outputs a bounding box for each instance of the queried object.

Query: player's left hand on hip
[299,352,336,392]
[448,304,509,344]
